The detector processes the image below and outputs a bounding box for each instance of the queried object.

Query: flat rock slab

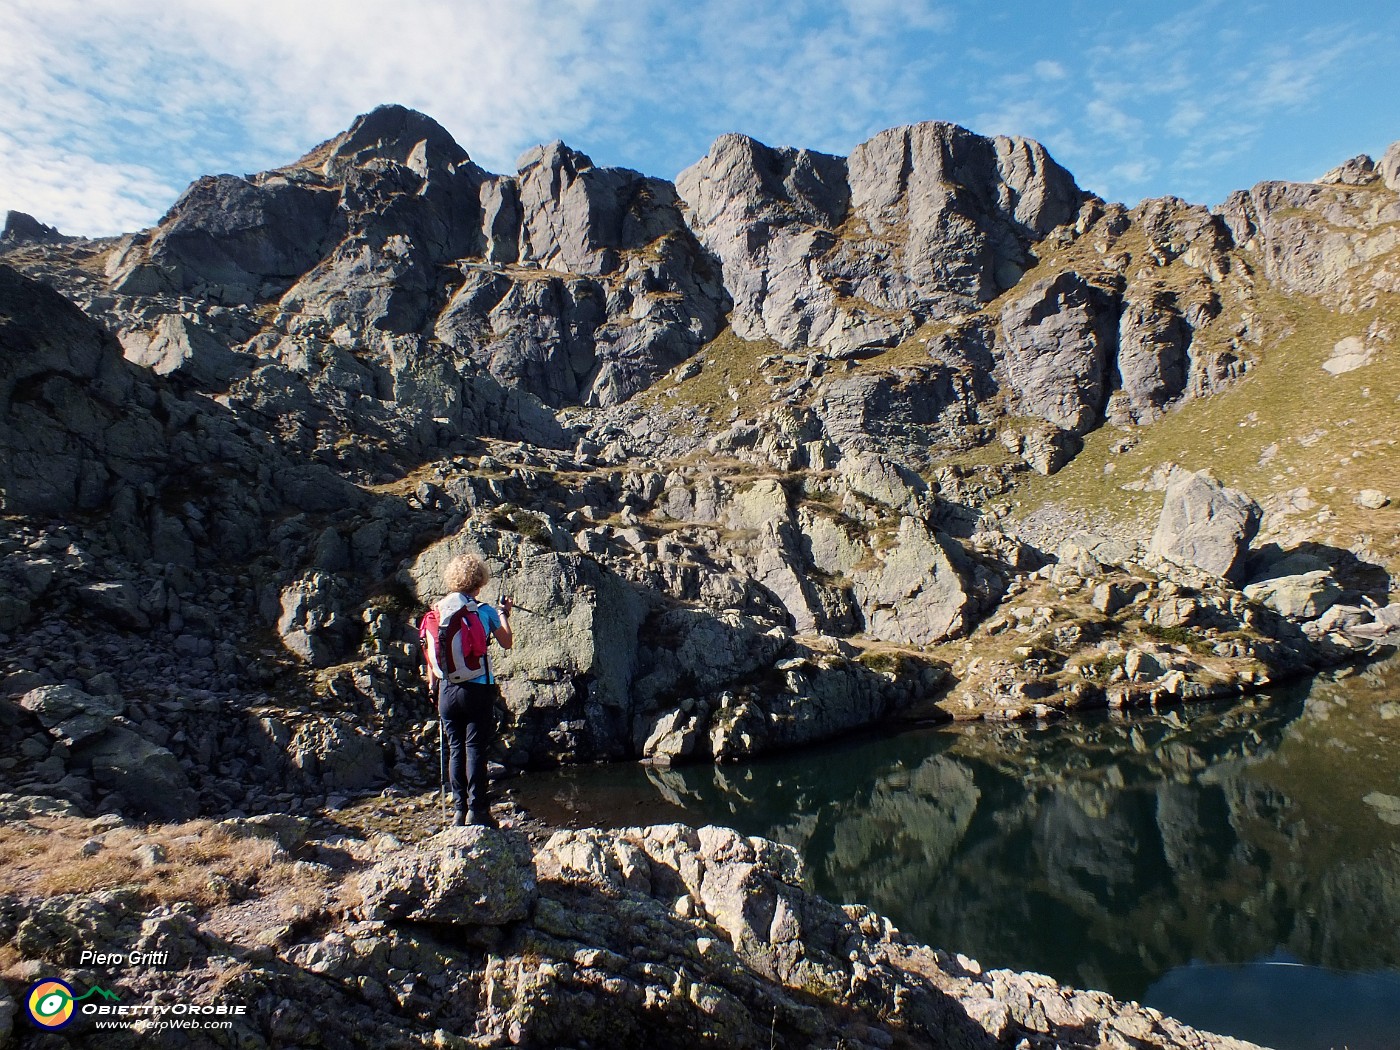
[1243,570,1344,621]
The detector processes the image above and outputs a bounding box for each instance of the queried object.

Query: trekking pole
[427,670,445,825]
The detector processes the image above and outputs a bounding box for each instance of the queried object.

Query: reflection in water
[512,659,1400,1048]
[1146,956,1400,1050]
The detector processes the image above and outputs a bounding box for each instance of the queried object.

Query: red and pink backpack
[418,599,490,685]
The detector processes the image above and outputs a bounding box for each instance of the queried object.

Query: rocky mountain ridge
[3,105,1399,799]
[3,101,1399,1049]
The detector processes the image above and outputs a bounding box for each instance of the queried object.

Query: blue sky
[2,0,1398,237]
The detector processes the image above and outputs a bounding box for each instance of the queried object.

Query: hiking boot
[452,810,467,827]
[467,808,498,828]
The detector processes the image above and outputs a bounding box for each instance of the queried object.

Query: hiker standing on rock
[420,554,513,827]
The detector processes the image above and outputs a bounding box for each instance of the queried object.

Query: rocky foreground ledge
[1,810,1259,1049]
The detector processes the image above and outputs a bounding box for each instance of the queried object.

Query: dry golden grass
[0,818,327,909]
[207,961,257,998]
[0,942,23,974]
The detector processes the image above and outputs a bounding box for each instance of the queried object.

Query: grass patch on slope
[638,326,787,424]
[1011,286,1400,575]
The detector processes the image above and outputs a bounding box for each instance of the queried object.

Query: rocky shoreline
[0,800,1264,1049]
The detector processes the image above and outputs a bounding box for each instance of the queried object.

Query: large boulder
[836,451,933,515]
[79,580,150,630]
[276,572,361,667]
[73,727,198,820]
[358,826,537,925]
[537,824,810,980]
[0,794,84,819]
[216,813,312,852]
[285,716,387,791]
[117,313,250,387]
[406,526,646,763]
[853,519,976,645]
[727,479,829,632]
[1000,422,1081,475]
[13,888,144,961]
[1111,286,1190,424]
[1148,470,1262,583]
[633,607,786,714]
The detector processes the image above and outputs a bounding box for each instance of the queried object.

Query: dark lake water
[510,657,1400,1050]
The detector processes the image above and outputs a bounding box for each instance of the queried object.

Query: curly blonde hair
[443,553,490,595]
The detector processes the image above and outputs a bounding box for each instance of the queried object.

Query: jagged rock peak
[1,210,68,246]
[678,119,1086,351]
[848,120,1083,237]
[679,133,850,228]
[108,107,483,301]
[516,139,596,175]
[295,103,471,178]
[1316,153,1378,187]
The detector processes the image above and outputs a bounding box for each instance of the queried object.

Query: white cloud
[839,0,953,35]
[0,0,1391,231]
[0,0,613,234]
[1059,4,1377,204]
[1166,101,1207,138]
[1085,98,1142,139]
[973,99,1066,141]
[0,0,964,234]
[660,0,950,145]
[0,131,177,235]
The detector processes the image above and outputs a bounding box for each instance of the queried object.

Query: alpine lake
[510,655,1400,1050]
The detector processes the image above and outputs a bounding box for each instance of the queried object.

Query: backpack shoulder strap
[419,608,442,678]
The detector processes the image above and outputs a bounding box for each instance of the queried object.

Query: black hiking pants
[439,679,497,817]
